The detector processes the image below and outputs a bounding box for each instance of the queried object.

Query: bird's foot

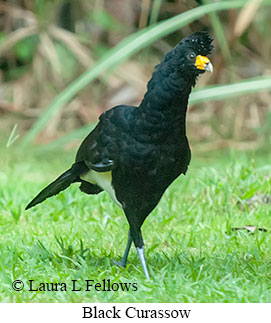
[113,258,127,268]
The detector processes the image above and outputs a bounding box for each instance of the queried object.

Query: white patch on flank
[81,170,122,207]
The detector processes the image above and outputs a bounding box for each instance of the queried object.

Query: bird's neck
[135,67,195,136]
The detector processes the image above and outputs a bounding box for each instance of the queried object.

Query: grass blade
[6,124,20,148]
[190,76,271,104]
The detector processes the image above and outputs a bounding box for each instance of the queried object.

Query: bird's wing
[75,105,135,172]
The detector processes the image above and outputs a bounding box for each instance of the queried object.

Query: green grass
[0,145,271,302]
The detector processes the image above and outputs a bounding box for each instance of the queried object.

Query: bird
[26,32,214,279]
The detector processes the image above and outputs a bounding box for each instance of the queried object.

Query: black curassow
[26,32,214,278]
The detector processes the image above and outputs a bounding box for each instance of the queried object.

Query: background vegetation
[0,0,270,302]
[1,0,270,148]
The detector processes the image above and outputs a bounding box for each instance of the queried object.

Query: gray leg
[129,225,150,279]
[136,246,150,279]
[121,210,150,278]
[113,229,132,268]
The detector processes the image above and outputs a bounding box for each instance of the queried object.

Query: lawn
[0,143,270,302]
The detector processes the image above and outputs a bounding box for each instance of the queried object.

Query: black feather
[25,162,88,210]
[79,181,102,195]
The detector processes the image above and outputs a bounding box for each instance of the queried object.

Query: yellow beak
[195,55,213,73]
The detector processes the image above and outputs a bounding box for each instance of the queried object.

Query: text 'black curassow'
[26,32,214,278]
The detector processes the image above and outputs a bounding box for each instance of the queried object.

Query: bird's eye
[188,53,196,61]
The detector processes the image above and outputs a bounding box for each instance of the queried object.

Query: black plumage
[26,32,214,278]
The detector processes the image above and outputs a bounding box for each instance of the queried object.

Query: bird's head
[166,32,214,77]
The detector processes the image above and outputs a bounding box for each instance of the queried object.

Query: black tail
[25,162,88,210]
